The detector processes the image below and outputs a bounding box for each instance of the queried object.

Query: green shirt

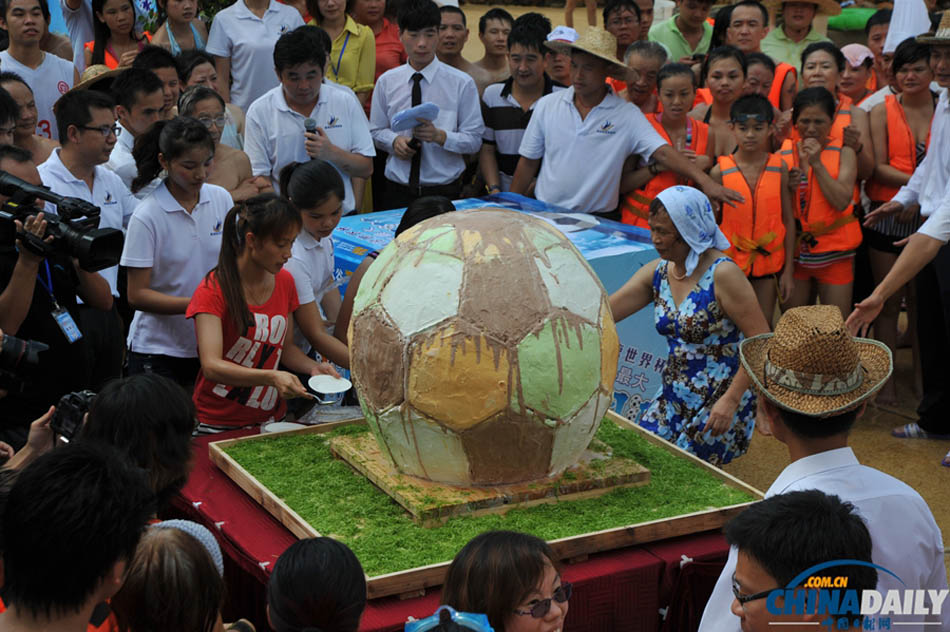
[760,26,830,72]
[648,16,713,62]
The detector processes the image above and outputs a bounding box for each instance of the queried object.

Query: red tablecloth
[172,431,730,632]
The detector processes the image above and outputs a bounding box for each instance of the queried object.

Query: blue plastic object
[404,606,494,632]
[391,102,440,132]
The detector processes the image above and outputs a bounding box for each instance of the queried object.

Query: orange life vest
[718,153,787,276]
[620,114,710,229]
[767,62,796,110]
[84,33,152,69]
[779,137,861,254]
[607,76,627,94]
[695,87,712,106]
[866,94,930,203]
[788,94,852,143]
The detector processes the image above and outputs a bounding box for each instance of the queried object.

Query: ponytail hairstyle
[132,116,215,193]
[212,194,302,334]
[267,537,367,632]
[278,160,345,211]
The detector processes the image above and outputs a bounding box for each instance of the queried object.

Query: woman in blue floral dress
[610,186,771,465]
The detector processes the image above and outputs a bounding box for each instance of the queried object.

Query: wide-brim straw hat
[71,64,123,93]
[766,0,841,17]
[918,11,950,45]
[545,27,629,79]
[739,305,892,418]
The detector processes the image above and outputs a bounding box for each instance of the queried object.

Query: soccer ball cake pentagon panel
[348,208,620,486]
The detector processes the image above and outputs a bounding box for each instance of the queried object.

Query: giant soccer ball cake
[348,209,619,486]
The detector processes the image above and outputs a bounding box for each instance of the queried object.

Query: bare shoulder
[193,18,209,38]
[688,103,709,120]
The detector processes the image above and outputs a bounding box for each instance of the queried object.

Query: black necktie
[409,72,423,191]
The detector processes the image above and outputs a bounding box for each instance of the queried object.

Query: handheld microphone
[304,118,318,134]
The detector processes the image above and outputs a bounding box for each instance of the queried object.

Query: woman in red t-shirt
[187,194,335,431]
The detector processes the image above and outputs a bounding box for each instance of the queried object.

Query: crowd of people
[0,0,949,628]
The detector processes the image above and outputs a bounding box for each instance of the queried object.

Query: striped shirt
[481,75,563,191]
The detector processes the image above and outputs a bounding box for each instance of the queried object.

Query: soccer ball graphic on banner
[348,209,619,486]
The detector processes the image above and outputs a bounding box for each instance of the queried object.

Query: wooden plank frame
[208,410,764,599]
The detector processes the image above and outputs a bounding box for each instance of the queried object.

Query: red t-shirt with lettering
[187,269,300,427]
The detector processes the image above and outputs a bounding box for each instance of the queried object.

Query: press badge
[52,306,82,343]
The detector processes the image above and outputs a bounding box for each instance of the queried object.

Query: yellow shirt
[309,14,376,94]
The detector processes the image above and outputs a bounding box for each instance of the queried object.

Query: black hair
[53,89,116,144]
[397,0,441,33]
[268,538,367,632]
[307,0,355,24]
[439,4,465,26]
[0,0,48,24]
[176,49,217,83]
[110,67,165,111]
[745,51,776,75]
[624,40,668,65]
[864,8,891,35]
[131,116,214,193]
[0,86,18,127]
[732,0,769,26]
[81,373,197,511]
[0,467,19,551]
[213,194,303,334]
[2,441,154,619]
[776,406,859,438]
[603,0,641,28]
[801,40,845,73]
[656,62,696,89]
[725,490,877,598]
[178,85,225,118]
[711,4,733,49]
[0,70,30,92]
[91,0,144,66]
[394,196,455,237]
[702,45,747,81]
[0,143,33,164]
[507,13,550,52]
[730,93,774,123]
[479,7,513,35]
[792,86,836,122]
[279,159,345,210]
[312,24,332,57]
[132,44,180,74]
[892,37,932,76]
[274,25,329,75]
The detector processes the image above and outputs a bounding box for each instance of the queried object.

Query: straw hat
[918,11,950,45]
[545,27,628,79]
[70,64,124,93]
[739,305,892,417]
[767,0,841,17]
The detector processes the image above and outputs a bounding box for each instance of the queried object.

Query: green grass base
[223,419,754,577]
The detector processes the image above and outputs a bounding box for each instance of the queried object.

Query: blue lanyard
[332,31,350,79]
[36,259,60,308]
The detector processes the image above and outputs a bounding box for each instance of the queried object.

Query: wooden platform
[328,432,651,527]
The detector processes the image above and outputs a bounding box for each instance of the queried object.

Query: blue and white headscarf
[655,186,731,276]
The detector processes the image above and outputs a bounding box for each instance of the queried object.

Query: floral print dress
[638,257,756,465]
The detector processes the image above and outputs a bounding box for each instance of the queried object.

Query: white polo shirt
[104,121,162,199]
[519,86,667,214]
[38,148,138,297]
[205,0,304,111]
[120,182,231,358]
[285,228,334,353]
[244,83,375,212]
[0,51,74,140]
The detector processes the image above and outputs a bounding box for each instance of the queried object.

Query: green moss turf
[223,419,754,576]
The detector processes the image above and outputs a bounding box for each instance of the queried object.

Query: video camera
[0,170,123,272]
[0,331,48,392]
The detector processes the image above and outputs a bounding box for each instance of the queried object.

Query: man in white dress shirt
[699,305,948,631]
[847,21,950,464]
[104,68,164,199]
[370,0,484,210]
[244,25,374,213]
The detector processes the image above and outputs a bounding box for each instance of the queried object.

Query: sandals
[891,423,950,440]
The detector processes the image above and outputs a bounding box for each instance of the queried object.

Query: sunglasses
[512,582,572,618]
[729,113,771,124]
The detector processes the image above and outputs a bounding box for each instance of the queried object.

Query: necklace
[670,263,689,281]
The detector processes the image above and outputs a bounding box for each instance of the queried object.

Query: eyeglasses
[196,115,228,129]
[512,582,572,618]
[729,113,770,124]
[79,124,121,138]
[732,575,775,607]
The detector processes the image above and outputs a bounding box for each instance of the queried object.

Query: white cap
[547,26,580,43]
[883,0,930,54]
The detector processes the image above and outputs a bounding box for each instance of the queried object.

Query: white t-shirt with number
[0,51,74,140]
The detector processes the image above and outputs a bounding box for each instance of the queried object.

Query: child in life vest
[711,94,795,323]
